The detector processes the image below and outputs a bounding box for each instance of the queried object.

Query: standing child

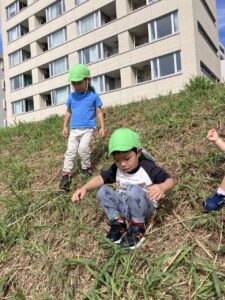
[203,128,225,211]
[59,64,106,190]
[71,128,175,249]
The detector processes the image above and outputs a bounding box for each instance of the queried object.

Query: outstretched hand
[146,184,165,201]
[71,188,87,203]
[207,128,219,142]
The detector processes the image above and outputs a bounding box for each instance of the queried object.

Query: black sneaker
[59,173,71,191]
[203,192,225,212]
[107,219,127,244]
[120,224,145,249]
[81,168,92,177]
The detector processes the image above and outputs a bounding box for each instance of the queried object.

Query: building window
[49,56,68,77]
[77,11,101,36]
[51,86,69,105]
[92,72,121,94]
[47,27,67,49]
[77,3,116,36]
[129,0,157,10]
[12,98,34,115]
[0,59,4,70]
[2,98,6,110]
[200,0,216,24]
[198,22,218,55]
[10,72,32,91]
[149,11,178,42]
[45,0,65,22]
[9,48,31,67]
[75,0,87,5]
[200,61,219,82]
[79,43,102,64]
[7,24,29,43]
[151,51,181,79]
[6,0,27,19]
[79,37,118,64]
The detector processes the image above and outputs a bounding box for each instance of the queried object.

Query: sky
[0,1,224,54]
[216,0,225,47]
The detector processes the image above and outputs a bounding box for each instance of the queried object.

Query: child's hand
[99,127,106,138]
[71,188,86,203]
[63,127,69,138]
[146,184,165,201]
[207,128,219,142]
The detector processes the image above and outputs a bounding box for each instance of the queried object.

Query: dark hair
[88,83,95,92]
[112,147,137,156]
[84,78,95,92]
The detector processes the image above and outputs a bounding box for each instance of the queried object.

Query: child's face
[113,150,140,173]
[71,79,87,93]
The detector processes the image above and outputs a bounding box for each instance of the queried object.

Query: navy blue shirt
[100,157,171,192]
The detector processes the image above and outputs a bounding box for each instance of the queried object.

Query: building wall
[0,56,7,127]
[1,0,221,124]
[221,60,225,82]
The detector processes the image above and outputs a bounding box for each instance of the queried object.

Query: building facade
[219,44,225,82]
[1,0,221,124]
[0,55,7,127]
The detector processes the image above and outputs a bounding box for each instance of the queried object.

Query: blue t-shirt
[66,91,103,129]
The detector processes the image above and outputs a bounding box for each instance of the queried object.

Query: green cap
[108,128,141,155]
[68,64,90,82]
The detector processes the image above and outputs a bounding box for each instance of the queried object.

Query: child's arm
[96,107,106,138]
[207,128,225,152]
[147,177,175,201]
[62,108,71,138]
[71,175,104,203]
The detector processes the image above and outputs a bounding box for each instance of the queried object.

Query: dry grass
[0,78,225,299]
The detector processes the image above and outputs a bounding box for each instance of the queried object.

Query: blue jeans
[96,184,155,223]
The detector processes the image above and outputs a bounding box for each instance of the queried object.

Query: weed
[0,78,225,299]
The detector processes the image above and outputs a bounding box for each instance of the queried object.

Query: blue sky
[0,1,225,53]
[216,0,225,46]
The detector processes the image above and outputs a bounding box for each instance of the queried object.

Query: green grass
[0,77,225,299]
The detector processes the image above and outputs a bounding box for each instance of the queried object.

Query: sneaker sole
[128,237,146,250]
[113,238,122,244]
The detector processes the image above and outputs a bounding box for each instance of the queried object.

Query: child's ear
[137,148,142,157]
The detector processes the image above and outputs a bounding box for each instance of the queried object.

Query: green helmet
[108,128,141,155]
[68,64,90,82]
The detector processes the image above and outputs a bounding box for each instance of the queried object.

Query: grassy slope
[0,78,225,300]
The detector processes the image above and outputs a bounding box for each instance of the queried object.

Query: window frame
[49,56,68,77]
[6,1,19,19]
[79,42,103,64]
[45,0,65,22]
[148,11,179,42]
[12,98,34,115]
[150,51,181,80]
[47,27,67,49]
[77,10,101,36]
[51,85,70,105]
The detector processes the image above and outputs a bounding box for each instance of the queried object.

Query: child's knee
[96,185,111,201]
[126,184,145,199]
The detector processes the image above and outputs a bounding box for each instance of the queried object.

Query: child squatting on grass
[203,128,225,212]
[59,64,106,191]
[71,128,175,249]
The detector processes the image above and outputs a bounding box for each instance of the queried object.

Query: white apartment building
[1,0,221,124]
[219,44,225,82]
[0,56,7,127]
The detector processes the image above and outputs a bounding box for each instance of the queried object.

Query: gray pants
[63,128,94,173]
[96,184,155,223]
